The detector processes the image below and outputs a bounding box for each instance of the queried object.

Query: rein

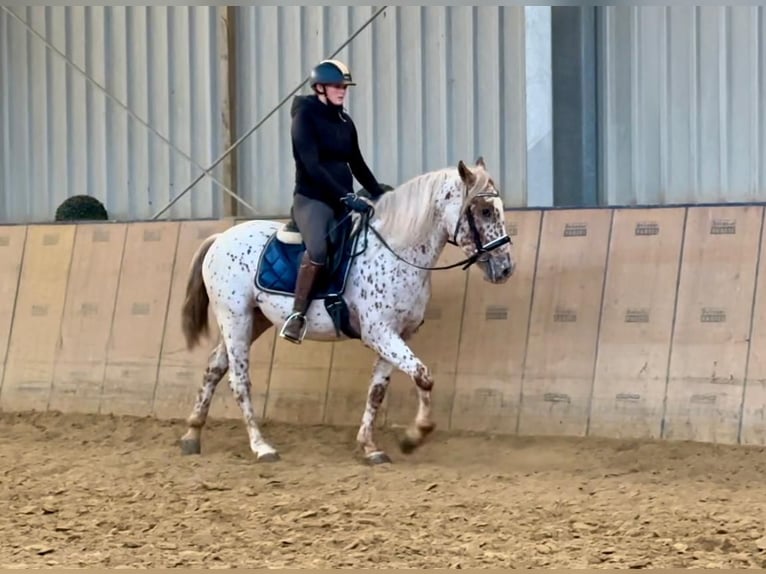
[326,192,512,272]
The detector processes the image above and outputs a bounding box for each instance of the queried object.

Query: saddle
[255,207,364,340]
[275,212,302,245]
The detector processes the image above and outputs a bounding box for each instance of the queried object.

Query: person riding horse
[280,59,389,344]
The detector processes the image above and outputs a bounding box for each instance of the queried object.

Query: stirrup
[279,311,309,344]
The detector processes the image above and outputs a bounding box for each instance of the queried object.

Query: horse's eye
[481,208,492,218]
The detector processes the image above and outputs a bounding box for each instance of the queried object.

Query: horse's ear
[458,160,476,190]
[475,156,486,169]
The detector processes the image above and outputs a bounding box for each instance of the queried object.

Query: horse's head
[447,157,515,284]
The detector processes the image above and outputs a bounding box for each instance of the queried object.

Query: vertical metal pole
[218,6,239,218]
[551,6,599,207]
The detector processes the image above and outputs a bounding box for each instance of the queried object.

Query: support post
[551,6,599,207]
[218,6,239,218]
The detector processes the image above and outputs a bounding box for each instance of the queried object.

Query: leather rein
[345,191,512,272]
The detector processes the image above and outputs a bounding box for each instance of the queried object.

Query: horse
[179,157,516,465]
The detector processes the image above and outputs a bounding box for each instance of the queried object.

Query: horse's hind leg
[180,340,229,455]
[180,308,274,457]
[356,357,395,465]
[223,308,279,462]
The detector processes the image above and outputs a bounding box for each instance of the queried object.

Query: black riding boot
[279,252,324,344]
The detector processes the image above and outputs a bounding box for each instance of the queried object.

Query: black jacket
[290,95,384,210]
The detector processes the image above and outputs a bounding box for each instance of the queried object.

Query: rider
[280,58,388,344]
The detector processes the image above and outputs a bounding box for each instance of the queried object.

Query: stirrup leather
[280,311,309,343]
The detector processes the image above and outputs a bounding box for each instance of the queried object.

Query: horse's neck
[397,222,448,270]
[373,185,452,270]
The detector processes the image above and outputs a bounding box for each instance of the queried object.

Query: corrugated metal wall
[598,6,766,205]
[8,6,762,221]
[231,6,528,217]
[0,6,227,224]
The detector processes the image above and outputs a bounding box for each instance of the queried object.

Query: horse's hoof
[258,452,280,463]
[180,438,201,455]
[399,436,418,454]
[366,451,392,465]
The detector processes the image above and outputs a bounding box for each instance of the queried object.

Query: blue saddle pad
[255,232,357,298]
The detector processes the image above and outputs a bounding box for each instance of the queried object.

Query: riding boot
[279,252,324,344]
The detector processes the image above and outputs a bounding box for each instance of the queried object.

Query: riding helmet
[309,59,356,87]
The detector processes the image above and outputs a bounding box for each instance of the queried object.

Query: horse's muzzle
[484,254,514,284]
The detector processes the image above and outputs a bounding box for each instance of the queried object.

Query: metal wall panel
[0,6,227,224]
[598,6,765,206]
[232,6,528,217]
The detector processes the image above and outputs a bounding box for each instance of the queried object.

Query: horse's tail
[181,233,219,351]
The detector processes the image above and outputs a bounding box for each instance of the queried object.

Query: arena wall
[2,204,766,446]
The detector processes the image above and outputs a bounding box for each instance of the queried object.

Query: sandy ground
[1,410,766,569]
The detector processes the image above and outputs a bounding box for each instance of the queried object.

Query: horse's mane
[371,165,491,250]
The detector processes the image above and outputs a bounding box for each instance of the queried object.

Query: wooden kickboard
[100,221,180,417]
[153,219,235,420]
[740,215,766,445]
[588,208,685,440]
[517,209,612,437]
[49,223,127,414]
[264,331,334,425]
[384,243,467,432]
[323,339,385,428]
[663,205,763,444]
[450,209,541,434]
[0,226,27,376]
[0,225,76,412]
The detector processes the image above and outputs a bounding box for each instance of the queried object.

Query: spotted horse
[179,158,516,465]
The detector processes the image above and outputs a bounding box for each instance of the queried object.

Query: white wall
[0,6,228,223]
[231,6,530,217]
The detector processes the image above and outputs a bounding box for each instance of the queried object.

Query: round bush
[55,195,109,222]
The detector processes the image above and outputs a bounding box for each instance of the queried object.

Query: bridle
[444,190,512,268]
[354,190,512,272]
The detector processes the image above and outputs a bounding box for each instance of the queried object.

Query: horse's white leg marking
[180,309,273,456]
[363,327,436,454]
[220,308,278,461]
[356,357,395,462]
[180,340,228,454]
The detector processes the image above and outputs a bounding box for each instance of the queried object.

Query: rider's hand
[358,184,393,201]
[356,188,373,200]
[341,193,371,214]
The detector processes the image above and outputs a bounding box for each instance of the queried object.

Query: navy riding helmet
[309,59,356,88]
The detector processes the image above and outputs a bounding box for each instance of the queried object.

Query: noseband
[445,191,512,270]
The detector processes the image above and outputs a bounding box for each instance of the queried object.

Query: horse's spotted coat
[180,159,516,463]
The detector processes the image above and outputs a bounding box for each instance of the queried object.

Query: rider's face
[323,84,348,106]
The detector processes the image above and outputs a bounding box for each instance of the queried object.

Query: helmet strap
[312,84,346,119]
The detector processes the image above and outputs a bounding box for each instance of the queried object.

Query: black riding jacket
[290,94,384,210]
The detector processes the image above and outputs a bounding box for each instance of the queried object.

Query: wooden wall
[2,204,766,446]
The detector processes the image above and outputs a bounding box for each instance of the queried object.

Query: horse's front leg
[362,326,436,455]
[357,356,395,464]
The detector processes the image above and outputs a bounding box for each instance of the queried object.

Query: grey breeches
[292,193,336,265]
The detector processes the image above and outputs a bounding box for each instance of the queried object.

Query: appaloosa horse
[179,158,515,464]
